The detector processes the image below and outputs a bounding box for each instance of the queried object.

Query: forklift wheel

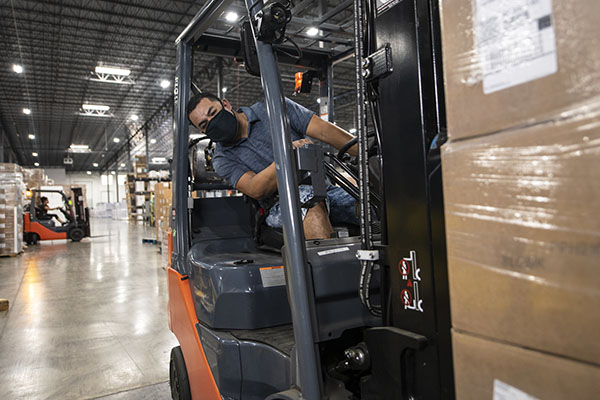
[69,228,85,242]
[170,346,191,400]
[29,233,40,245]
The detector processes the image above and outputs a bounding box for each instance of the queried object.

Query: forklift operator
[39,196,62,223]
[187,92,358,240]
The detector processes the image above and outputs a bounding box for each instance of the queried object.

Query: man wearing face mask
[187,92,358,240]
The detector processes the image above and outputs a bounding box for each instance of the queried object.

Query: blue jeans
[266,185,358,228]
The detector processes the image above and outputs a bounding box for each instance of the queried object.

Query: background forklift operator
[187,92,358,239]
[39,196,64,224]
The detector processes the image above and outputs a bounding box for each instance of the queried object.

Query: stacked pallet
[440,0,600,397]
[154,182,172,243]
[0,164,25,257]
[133,155,148,178]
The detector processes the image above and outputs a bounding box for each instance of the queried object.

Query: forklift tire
[170,346,191,400]
[30,233,40,245]
[69,228,85,242]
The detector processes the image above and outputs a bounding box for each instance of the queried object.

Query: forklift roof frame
[171,1,359,398]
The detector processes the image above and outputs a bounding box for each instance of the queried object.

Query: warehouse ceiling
[0,0,357,172]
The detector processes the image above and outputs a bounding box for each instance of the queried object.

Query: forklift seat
[190,196,291,330]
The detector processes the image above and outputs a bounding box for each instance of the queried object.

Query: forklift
[24,188,91,244]
[167,0,450,398]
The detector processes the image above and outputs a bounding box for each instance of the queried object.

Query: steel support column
[216,57,224,97]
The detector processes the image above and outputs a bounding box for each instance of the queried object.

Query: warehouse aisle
[0,218,177,399]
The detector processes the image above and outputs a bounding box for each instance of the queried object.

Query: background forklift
[167,0,450,398]
[24,188,90,244]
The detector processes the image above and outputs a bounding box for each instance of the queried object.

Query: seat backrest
[192,196,254,241]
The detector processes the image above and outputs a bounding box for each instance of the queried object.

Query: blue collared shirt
[213,98,314,188]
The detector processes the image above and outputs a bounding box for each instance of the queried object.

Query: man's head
[41,196,48,205]
[187,92,239,145]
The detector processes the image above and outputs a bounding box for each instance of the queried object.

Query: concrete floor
[0,218,178,399]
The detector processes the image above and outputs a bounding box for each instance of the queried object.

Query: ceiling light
[86,171,92,175]
[221,87,228,93]
[34,162,40,167]
[32,152,38,157]
[160,80,170,88]
[120,163,126,167]
[130,114,139,121]
[349,128,357,134]
[82,104,110,111]
[69,144,90,153]
[151,157,167,164]
[306,27,319,37]
[316,98,321,104]
[28,134,35,140]
[111,171,116,175]
[13,64,23,74]
[225,11,239,22]
[113,137,120,143]
[23,108,31,115]
[93,162,99,167]
[95,66,131,76]
[150,138,157,144]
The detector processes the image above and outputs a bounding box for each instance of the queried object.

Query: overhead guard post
[244,0,323,398]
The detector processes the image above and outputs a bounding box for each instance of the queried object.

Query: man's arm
[236,138,313,200]
[235,163,277,200]
[305,115,358,156]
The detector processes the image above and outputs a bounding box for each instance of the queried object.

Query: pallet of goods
[0,164,25,257]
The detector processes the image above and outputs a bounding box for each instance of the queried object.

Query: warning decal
[401,289,412,306]
[260,266,286,288]
[399,251,424,313]
[317,246,350,256]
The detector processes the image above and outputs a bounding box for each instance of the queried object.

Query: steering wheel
[337,137,358,160]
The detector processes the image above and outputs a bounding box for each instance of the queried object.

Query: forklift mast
[359,0,454,398]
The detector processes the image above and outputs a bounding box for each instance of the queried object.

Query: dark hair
[41,196,48,202]
[186,92,220,122]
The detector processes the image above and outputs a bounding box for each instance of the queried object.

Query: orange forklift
[23,188,90,244]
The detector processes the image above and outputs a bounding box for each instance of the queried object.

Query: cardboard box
[440,0,600,140]
[442,114,600,365]
[154,182,172,241]
[452,330,600,400]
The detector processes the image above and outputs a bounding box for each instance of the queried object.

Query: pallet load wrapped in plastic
[22,168,47,189]
[439,0,600,398]
[0,164,25,256]
[111,201,129,220]
[154,182,172,244]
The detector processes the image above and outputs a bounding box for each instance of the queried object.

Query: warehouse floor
[0,219,178,399]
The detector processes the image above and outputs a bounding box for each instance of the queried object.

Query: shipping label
[475,0,557,94]
[493,379,539,400]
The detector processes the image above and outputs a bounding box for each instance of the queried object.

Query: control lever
[294,144,327,209]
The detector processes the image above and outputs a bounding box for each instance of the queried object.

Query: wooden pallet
[0,299,8,311]
[0,250,23,258]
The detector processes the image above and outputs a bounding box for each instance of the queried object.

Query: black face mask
[205,103,239,145]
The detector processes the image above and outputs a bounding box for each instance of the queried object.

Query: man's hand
[292,138,313,149]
